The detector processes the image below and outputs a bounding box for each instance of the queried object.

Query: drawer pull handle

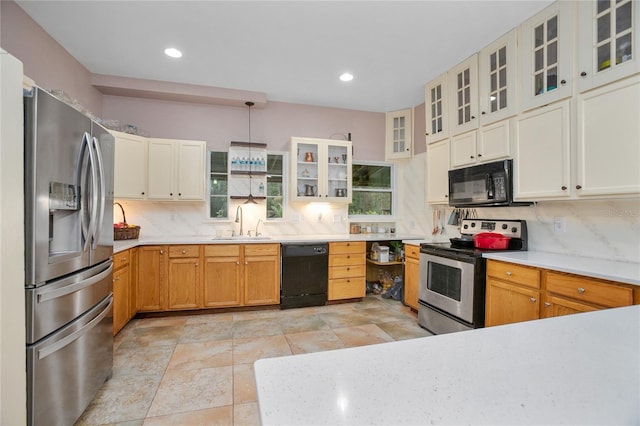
[236,261,240,265]
[160,250,164,255]
[505,271,512,277]
[182,250,187,254]
[577,287,585,294]
[530,297,536,303]
[544,302,551,307]
[347,267,350,271]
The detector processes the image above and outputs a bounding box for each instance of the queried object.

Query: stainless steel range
[418,219,527,334]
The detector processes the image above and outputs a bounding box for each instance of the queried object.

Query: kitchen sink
[212,236,272,241]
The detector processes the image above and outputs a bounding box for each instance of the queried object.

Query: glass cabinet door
[519,1,574,112]
[292,140,320,200]
[448,54,479,136]
[325,142,351,202]
[425,73,449,145]
[479,29,517,125]
[578,0,639,92]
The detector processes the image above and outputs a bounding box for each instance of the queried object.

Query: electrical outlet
[554,216,566,233]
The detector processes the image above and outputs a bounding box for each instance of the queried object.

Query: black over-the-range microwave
[448,159,532,208]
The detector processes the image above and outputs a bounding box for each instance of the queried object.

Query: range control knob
[511,227,518,233]
[471,222,476,227]
[463,224,469,229]
[502,224,508,230]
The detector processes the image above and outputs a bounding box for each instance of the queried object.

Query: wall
[0,1,103,115]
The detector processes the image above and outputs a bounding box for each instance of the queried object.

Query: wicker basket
[114,202,140,240]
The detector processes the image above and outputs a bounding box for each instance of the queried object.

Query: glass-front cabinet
[385,108,413,160]
[448,54,479,136]
[424,72,450,145]
[519,1,573,111]
[479,29,518,124]
[290,137,352,203]
[578,0,639,92]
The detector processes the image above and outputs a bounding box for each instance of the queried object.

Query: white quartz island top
[482,251,640,285]
[254,305,640,425]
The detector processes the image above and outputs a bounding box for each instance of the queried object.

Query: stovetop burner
[421,219,528,257]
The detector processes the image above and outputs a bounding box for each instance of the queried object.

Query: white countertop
[483,251,640,286]
[254,305,640,425]
[113,233,426,253]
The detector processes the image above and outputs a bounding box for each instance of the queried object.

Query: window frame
[208,150,229,220]
[348,161,396,220]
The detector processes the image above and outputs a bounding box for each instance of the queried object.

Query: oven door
[419,253,476,324]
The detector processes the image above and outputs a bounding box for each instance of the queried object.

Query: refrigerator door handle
[91,136,106,249]
[37,296,113,360]
[78,132,97,251]
[36,264,113,303]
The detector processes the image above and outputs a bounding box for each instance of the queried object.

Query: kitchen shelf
[367,259,403,266]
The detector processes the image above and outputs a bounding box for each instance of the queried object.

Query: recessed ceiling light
[164,47,182,58]
[339,72,354,82]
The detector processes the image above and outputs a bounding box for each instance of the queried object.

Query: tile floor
[76,295,432,426]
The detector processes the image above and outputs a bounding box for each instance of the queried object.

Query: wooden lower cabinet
[202,243,280,308]
[137,245,168,312]
[403,244,420,310]
[112,250,131,335]
[167,245,201,310]
[328,242,366,301]
[486,259,636,326]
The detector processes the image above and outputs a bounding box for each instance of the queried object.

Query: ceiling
[17,1,554,113]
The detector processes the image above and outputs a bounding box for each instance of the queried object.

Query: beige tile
[76,374,161,424]
[279,314,329,334]
[113,345,174,378]
[233,364,257,404]
[179,321,233,343]
[377,320,434,341]
[231,308,281,322]
[185,312,234,325]
[135,316,188,329]
[147,366,233,418]
[285,329,345,354]
[167,340,233,371]
[320,311,373,329]
[333,324,394,348]
[232,335,292,365]
[118,325,184,349]
[233,402,260,426]
[143,406,233,426]
[356,306,415,324]
[232,317,283,339]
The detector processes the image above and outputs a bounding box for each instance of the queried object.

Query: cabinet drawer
[113,251,129,269]
[244,243,280,257]
[545,272,633,308]
[328,277,366,300]
[329,264,366,280]
[487,260,540,289]
[204,244,241,257]
[169,245,200,258]
[329,253,366,267]
[329,241,366,255]
[405,244,420,260]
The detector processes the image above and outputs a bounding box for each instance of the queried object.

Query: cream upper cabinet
[478,29,518,125]
[576,75,640,197]
[147,138,206,201]
[425,73,450,144]
[385,108,413,160]
[514,99,571,200]
[519,1,574,112]
[113,131,148,199]
[448,54,479,136]
[451,120,511,169]
[578,0,640,93]
[450,130,477,168]
[426,139,450,204]
[290,137,352,203]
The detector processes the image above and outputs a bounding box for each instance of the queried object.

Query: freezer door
[90,122,114,266]
[25,261,113,344]
[24,88,93,285]
[27,295,113,426]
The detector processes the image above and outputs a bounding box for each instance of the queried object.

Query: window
[209,151,228,219]
[349,163,394,217]
[266,153,285,219]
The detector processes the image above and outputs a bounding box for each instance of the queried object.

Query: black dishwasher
[280,243,328,309]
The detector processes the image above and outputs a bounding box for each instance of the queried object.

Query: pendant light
[244,101,258,204]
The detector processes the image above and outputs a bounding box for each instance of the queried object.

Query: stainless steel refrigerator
[24,87,115,426]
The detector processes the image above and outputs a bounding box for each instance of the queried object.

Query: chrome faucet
[235,205,243,236]
[255,218,263,236]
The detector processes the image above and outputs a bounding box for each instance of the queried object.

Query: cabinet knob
[577,287,585,294]
[347,279,351,283]
[178,193,182,196]
[347,267,351,271]
[471,115,476,120]
[170,192,173,196]
[560,79,567,85]
[245,261,248,265]
[506,271,512,277]
[477,154,482,157]
[236,261,240,265]
[160,250,164,255]
[544,302,551,307]
[530,297,537,303]
[425,132,429,136]
[561,186,567,190]
[481,111,486,115]
[576,185,583,190]
[141,192,145,195]
[580,71,587,77]
[182,250,187,254]
[195,262,199,267]
[444,195,448,198]
[406,148,410,151]
[470,155,475,159]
